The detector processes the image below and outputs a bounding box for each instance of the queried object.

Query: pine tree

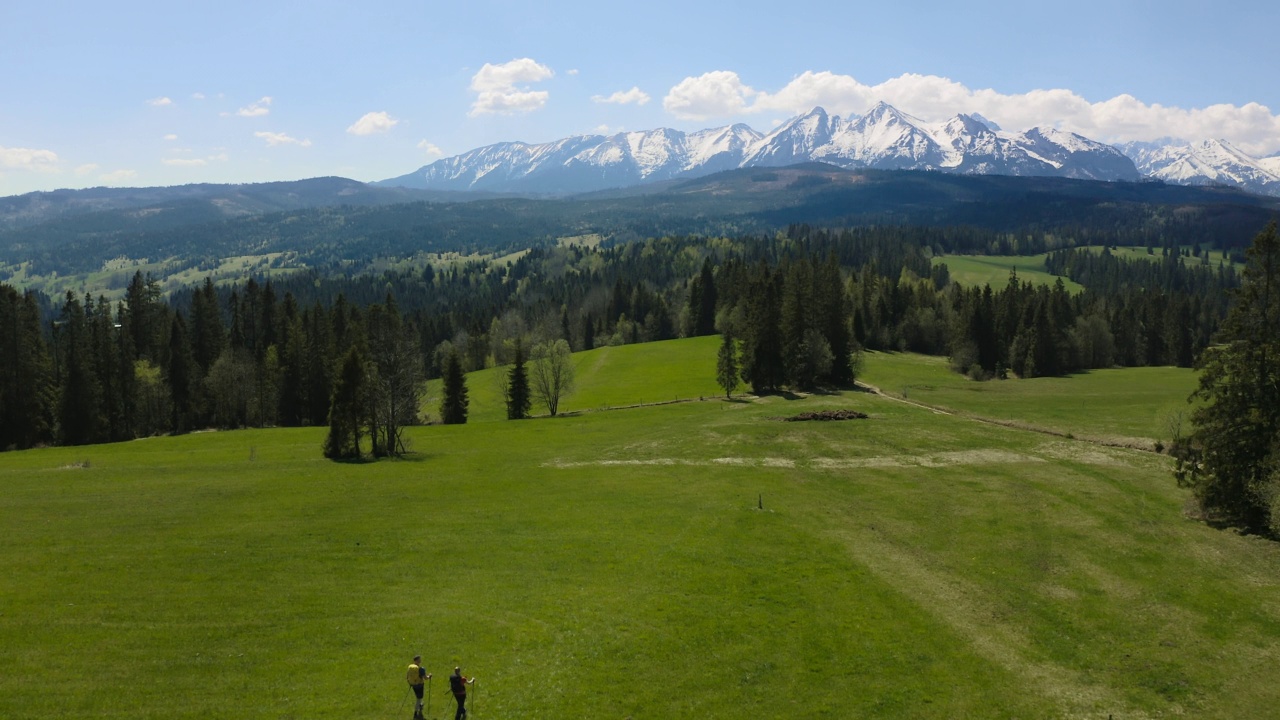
[815,255,852,384]
[0,285,54,449]
[741,264,784,394]
[324,346,367,460]
[1175,221,1280,533]
[715,331,740,399]
[166,314,198,434]
[506,341,531,420]
[190,278,226,375]
[688,258,718,336]
[440,350,469,425]
[56,293,106,445]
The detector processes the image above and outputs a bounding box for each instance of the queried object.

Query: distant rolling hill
[3,165,1278,298]
[0,176,501,231]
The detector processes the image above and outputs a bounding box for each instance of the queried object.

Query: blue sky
[2,0,1278,196]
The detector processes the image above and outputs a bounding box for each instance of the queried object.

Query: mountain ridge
[379,104,1280,197]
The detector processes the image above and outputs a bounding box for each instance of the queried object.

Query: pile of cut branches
[779,409,868,422]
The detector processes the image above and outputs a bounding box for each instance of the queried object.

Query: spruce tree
[440,350,469,424]
[0,285,54,449]
[166,314,198,434]
[506,341,531,420]
[57,293,106,445]
[716,331,740,399]
[1175,221,1280,533]
[324,346,366,460]
[741,264,784,394]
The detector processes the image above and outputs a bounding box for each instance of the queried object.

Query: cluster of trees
[692,228,1238,397]
[0,272,424,455]
[1175,222,1280,535]
[710,255,854,395]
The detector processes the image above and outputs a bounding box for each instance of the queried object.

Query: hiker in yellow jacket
[406,655,432,719]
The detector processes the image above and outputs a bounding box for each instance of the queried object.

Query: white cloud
[163,134,179,141]
[567,69,579,76]
[75,163,100,176]
[236,96,273,117]
[417,140,443,158]
[469,58,553,116]
[347,111,398,136]
[147,96,173,107]
[192,92,206,100]
[162,158,207,167]
[0,145,59,172]
[255,131,311,147]
[663,71,758,120]
[663,70,1280,155]
[593,87,650,106]
[99,169,137,185]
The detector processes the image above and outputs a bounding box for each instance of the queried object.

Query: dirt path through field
[855,381,1158,452]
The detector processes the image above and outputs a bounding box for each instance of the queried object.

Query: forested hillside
[3,166,1276,299]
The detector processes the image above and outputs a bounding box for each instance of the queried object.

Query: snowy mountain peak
[377,103,1280,196]
[969,113,1001,132]
[1121,137,1280,191]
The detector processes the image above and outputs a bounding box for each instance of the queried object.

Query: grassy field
[934,246,1239,296]
[859,351,1198,447]
[933,253,1084,293]
[423,336,725,423]
[4,339,1280,719]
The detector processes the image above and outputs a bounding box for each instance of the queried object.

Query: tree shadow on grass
[325,451,434,464]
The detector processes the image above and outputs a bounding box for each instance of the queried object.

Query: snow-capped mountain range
[1119,139,1280,195]
[379,103,1280,197]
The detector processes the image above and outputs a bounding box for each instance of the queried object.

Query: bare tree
[530,339,575,416]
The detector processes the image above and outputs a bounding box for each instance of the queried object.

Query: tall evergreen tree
[56,293,106,445]
[1175,221,1280,534]
[440,350,470,425]
[715,330,740,399]
[689,258,718,336]
[506,340,531,420]
[815,254,852,384]
[740,264,784,394]
[0,286,54,449]
[166,314,199,434]
[190,278,226,375]
[324,346,367,460]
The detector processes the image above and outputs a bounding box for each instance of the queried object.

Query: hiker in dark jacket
[449,666,474,720]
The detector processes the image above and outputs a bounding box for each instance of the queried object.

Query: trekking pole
[426,675,432,719]
[473,679,478,718]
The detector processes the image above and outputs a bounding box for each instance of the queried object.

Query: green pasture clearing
[160,253,303,294]
[1,253,306,300]
[557,233,604,248]
[4,339,1280,719]
[860,351,1197,447]
[1101,245,1240,268]
[423,335,725,423]
[934,253,1084,293]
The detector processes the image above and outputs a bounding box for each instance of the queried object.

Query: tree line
[0,224,1243,452]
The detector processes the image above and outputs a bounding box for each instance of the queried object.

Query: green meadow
[933,246,1239,297]
[4,339,1280,719]
[859,351,1198,447]
[932,253,1084,293]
